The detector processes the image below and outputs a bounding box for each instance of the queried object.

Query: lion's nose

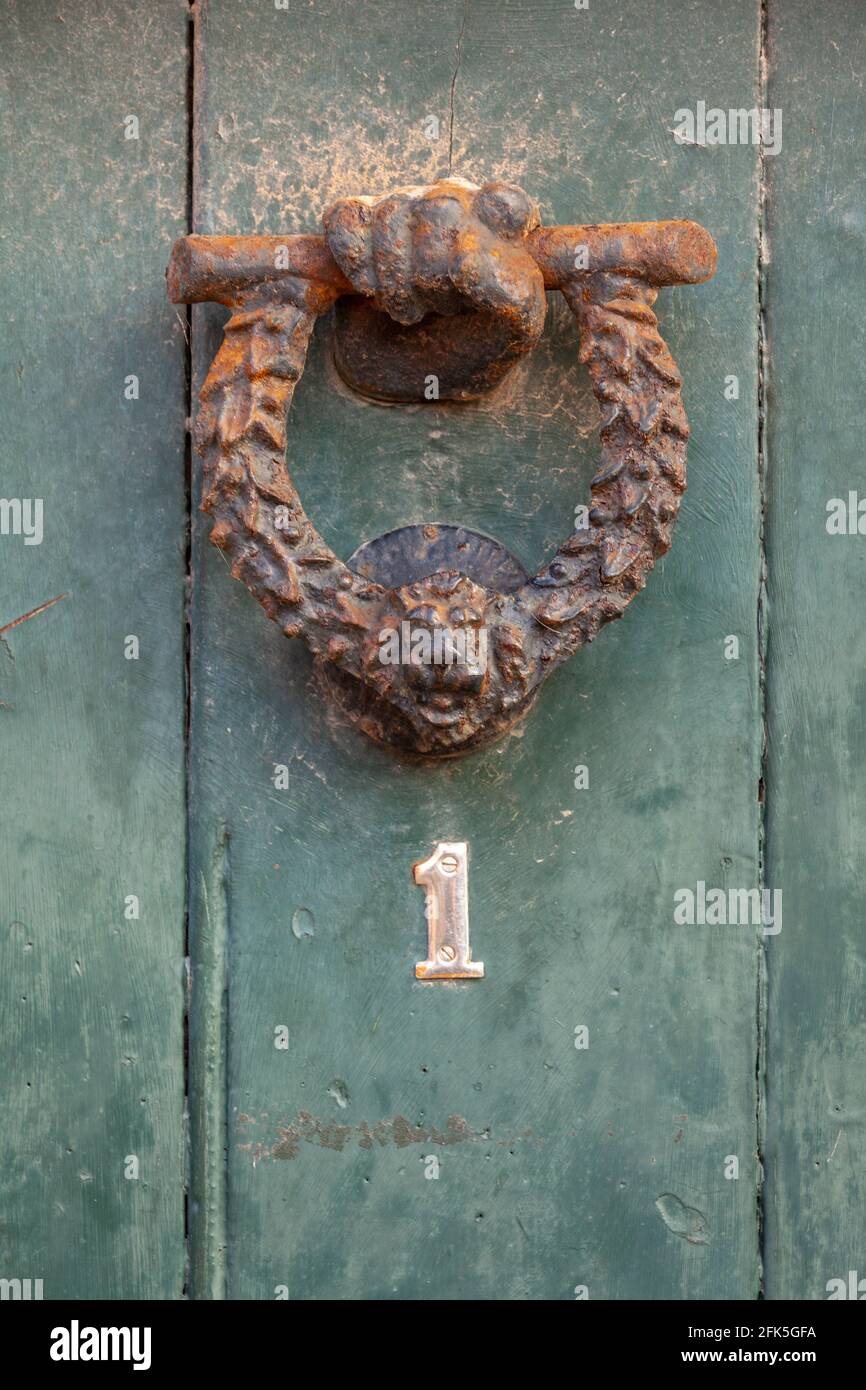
[441,663,487,695]
[408,663,487,696]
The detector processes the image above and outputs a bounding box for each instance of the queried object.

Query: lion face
[396,571,489,727]
[356,569,536,752]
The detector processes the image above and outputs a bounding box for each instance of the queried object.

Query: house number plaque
[414,841,483,981]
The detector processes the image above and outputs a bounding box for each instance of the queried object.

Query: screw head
[439,944,457,962]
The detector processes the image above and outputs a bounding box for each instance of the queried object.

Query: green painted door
[187,0,760,1302]
[2,0,863,1303]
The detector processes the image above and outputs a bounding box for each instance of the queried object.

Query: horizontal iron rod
[167,220,717,308]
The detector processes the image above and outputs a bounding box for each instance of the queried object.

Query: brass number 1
[413,841,484,980]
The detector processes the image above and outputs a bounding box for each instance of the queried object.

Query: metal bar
[167,218,716,308]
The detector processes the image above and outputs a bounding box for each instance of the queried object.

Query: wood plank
[762,0,866,1300]
[0,0,188,1298]
[190,0,762,1298]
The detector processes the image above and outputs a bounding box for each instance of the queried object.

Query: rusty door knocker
[168,178,716,757]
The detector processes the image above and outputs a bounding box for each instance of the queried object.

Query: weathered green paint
[762,0,866,1301]
[4,0,862,1305]
[190,0,762,1299]
[0,0,188,1298]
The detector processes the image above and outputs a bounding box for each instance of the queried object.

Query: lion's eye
[407,606,437,626]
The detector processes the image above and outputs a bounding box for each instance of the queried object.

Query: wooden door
[1,0,863,1303]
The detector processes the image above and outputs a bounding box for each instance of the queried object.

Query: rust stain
[264,1111,483,1160]
[238,1113,545,1165]
[0,593,67,638]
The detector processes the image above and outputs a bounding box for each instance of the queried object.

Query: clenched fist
[323,177,547,400]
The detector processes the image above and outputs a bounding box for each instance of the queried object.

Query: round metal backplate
[345,522,528,592]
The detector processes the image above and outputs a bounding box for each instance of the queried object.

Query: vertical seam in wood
[182,0,197,1301]
[189,827,230,1300]
[186,0,229,1302]
[182,0,195,1301]
[447,0,469,174]
[755,0,771,1302]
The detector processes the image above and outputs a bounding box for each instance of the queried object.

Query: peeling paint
[268,1111,482,1160]
[655,1192,711,1245]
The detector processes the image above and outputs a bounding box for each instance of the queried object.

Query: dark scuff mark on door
[268,1111,483,1159]
[237,1112,538,1162]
